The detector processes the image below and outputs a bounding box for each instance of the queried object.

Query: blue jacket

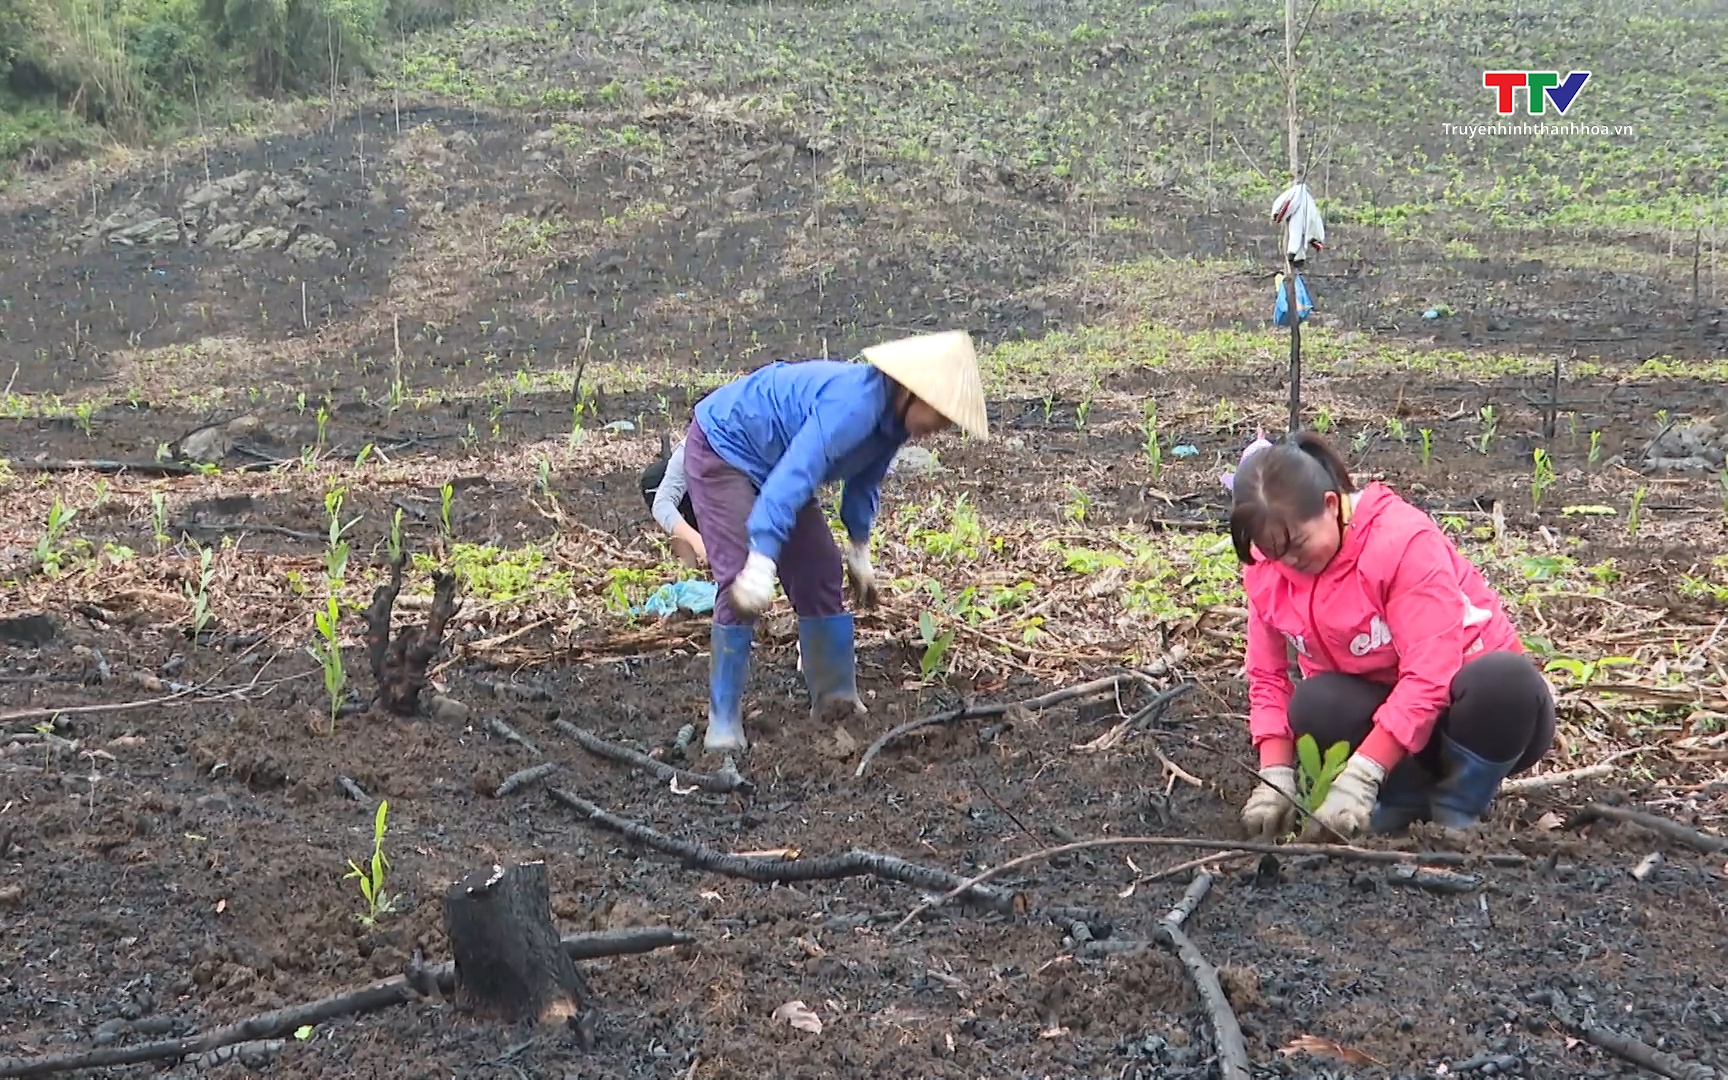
[694,360,907,562]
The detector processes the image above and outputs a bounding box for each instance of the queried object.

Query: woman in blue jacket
[685,330,990,754]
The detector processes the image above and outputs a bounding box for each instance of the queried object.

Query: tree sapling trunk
[443,862,595,1045]
[364,553,461,715]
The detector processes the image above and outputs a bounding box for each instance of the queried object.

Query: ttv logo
[1350,615,1393,657]
[1483,71,1591,116]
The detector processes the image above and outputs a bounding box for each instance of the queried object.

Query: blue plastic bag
[629,579,717,618]
[1273,272,1312,327]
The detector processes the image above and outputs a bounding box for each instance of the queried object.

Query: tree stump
[364,553,462,716]
[443,862,595,1044]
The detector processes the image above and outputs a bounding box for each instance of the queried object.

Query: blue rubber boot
[1429,735,1520,830]
[1369,757,1438,835]
[798,614,867,722]
[704,622,755,754]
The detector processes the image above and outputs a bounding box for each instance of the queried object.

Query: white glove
[845,539,877,609]
[1241,765,1299,841]
[730,551,777,618]
[1306,754,1385,840]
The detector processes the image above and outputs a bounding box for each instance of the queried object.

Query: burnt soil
[1,65,1727,1080]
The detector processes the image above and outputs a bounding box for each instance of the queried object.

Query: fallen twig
[336,775,369,802]
[1502,750,1645,794]
[1155,873,1250,1080]
[486,716,542,756]
[1388,864,1480,895]
[0,652,286,726]
[855,674,1182,778]
[170,520,323,543]
[1162,870,1213,930]
[0,928,693,1079]
[0,687,200,725]
[1547,989,1718,1080]
[8,459,271,478]
[547,788,1019,913]
[495,762,560,798]
[1567,803,1728,855]
[891,835,1532,932]
[550,715,754,795]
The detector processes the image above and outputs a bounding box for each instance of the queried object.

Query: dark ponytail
[1228,431,1355,564]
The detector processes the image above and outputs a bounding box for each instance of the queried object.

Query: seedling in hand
[1296,733,1351,813]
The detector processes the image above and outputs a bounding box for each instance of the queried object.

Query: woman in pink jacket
[1228,433,1555,840]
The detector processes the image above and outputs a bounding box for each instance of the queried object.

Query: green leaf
[295,1025,314,1041]
[1321,739,1351,776]
[918,611,936,642]
[1296,733,1322,784]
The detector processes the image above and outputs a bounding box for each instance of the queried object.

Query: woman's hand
[731,552,777,617]
[845,539,878,610]
[670,522,707,567]
[1241,765,1299,841]
[1303,754,1385,840]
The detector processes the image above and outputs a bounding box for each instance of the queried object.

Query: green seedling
[1386,417,1406,442]
[1296,733,1351,813]
[1588,430,1602,466]
[1530,448,1555,510]
[439,483,455,535]
[1545,654,1636,687]
[344,799,399,926]
[1312,407,1333,434]
[1062,485,1090,524]
[1141,401,1162,479]
[1418,428,1433,466]
[916,610,954,679]
[306,595,346,726]
[33,721,54,770]
[1628,486,1647,535]
[386,507,405,564]
[324,487,362,586]
[185,543,215,639]
[1476,405,1497,454]
[537,456,552,496]
[33,496,78,574]
[315,406,330,450]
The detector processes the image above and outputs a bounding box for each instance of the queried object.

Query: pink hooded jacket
[1243,481,1524,761]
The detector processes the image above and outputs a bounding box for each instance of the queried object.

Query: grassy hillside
[381,0,1727,235]
[7,0,1726,239]
[0,0,481,170]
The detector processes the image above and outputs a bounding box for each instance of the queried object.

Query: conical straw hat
[861,330,989,441]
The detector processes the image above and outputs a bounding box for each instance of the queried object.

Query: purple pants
[684,418,843,627]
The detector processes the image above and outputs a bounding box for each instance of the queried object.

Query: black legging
[1288,650,1555,773]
